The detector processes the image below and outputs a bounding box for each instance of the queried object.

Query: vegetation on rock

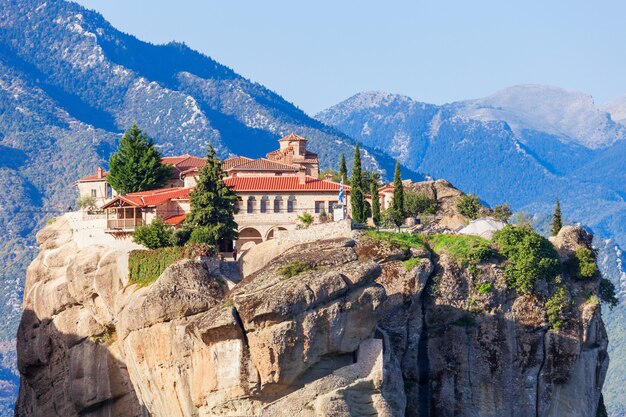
[107,123,172,194]
[427,234,495,267]
[297,212,314,228]
[545,285,571,330]
[76,195,98,211]
[366,230,425,251]
[404,191,438,216]
[551,197,563,236]
[456,194,481,220]
[128,246,187,287]
[492,225,561,293]
[132,218,174,249]
[278,260,314,279]
[599,278,619,309]
[492,203,512,222]
[566,247,599,280]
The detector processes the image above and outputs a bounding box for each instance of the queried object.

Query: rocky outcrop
[15,217,609,416]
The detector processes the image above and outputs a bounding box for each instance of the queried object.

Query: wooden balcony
[105,218,143,232]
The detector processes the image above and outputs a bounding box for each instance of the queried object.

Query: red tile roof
[162,155,207,176]
[222,156,253,171]
[76,172,108,182]
[231,158,300,172]
[163,213,187,225]
[102,187,192,209]
[278,132,307,142]
[224,176,350,192]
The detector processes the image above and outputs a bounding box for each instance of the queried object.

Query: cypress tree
[392,161,404,215]
[338,153,348,181]
[551,197,562,236]
[107,123,171,194]
[185,145,239,244]
[371,182,381,227]
[350,143,366,223]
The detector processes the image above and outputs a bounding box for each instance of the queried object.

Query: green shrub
[128,246,186,286]
[405,191,438,216]
[492,225,561,294]
[427,234,496,266]
[454,313,476,327]
[189,225,221,245]
[279,260,314,279]
[492,203,512,222]
[599,278,619,309]
[76,195,98,211]
[367,230,425,250]
[171,227,191,246]
[476,282,492,294]
[403,257,424,271]
[297,212,314,228]
[132,218,174,249]
[46,217,57,225]
[456,194,481,219]
[545,286,570,330]
[566,247,599,280]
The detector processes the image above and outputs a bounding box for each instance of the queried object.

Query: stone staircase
[219,260,243,289]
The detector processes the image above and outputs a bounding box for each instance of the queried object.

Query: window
[90,189,97,198]
[234,198,242,213]
[315,201,324,214]
[106,185,113,199]
[260,196,269,213]
[328,201,337,213]
[274,196,282,213]
[247,197,255,214]
[287,196,296,213]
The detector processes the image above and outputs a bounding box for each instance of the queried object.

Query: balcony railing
[106,218,143,230]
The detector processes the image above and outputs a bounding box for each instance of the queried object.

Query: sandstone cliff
[14,217,608,417]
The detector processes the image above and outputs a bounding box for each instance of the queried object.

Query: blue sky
[74,0,626,115]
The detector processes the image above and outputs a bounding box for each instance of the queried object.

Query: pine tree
[185,145,239,244]
[392,161,404,215]
[107,123,171,194]
[551,197,562,236]
[338,153,348,182]
[350,143,366,223]
[371,182,381,227]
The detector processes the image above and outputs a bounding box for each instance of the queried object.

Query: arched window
[274,196,283,213]
[247,196,256,214]
[287,196,296,213]
[260,196,269,213]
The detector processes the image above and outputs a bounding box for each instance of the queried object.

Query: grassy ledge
[426,234,495,267]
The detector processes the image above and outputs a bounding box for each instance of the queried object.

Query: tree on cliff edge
[107,123,171,194]
[185,145,238,244]
[551,197,562,236]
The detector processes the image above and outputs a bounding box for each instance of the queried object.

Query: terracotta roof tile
[231,158,300,172]
[163,213,187,225]
[222,156,253,171]
[224,176,350,192]
[102,187,192,209]
[76,172,108,182]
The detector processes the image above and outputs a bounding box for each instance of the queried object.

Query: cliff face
[15,217,608,417]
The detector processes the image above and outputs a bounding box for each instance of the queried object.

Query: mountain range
[0,0,625,415]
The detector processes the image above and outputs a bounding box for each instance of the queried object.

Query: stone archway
[237,227,263,250]
[266,226,288,240]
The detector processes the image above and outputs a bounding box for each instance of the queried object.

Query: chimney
[297,169,306,185]
[97,167,103,179]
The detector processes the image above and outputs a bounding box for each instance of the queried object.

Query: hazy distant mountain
[318,87,626,416]
[601,95,626,124]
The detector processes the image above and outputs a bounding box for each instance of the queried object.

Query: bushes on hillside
[405,191,438,216]
[427,234,496,266]
[566,247,599,280]
[492,203,512,222]
[545,285,571,330]
[132,218,173,249]
[456,194,481,219]
[599,278,619,309]
[492,225,561,293]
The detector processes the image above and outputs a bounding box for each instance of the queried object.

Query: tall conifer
[338,153,348,181]
[392,161,404,215]
[371,182,381,227]
[107,123,171,194]
[551,197,562,236]
[185,145,239,244]
[350,143,366,223]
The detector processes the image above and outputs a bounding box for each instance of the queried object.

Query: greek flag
[338,177,344,206]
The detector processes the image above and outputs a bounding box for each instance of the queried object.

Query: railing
[106,218,143,230]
